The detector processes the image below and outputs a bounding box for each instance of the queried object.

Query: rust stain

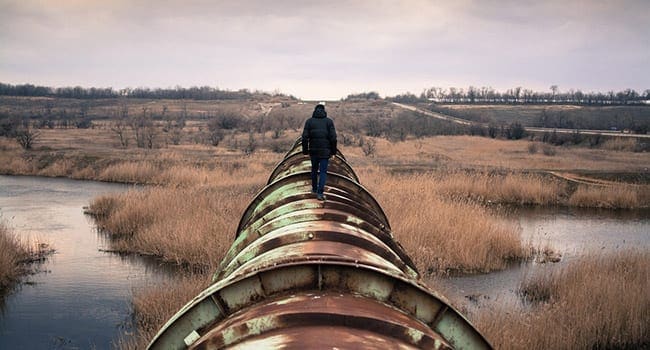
[190,292,451,350]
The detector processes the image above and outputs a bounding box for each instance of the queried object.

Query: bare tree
[162,108,186,146]
[550,85,559,102]
[111,119,129,148]
[111,106,130,148]
[514,86,522,103]
[16,126,40,150]
[130,107,156,148]
[361,137,376,157]
[244,131,257,154]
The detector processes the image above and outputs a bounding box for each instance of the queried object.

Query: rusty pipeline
[147,139,493,350]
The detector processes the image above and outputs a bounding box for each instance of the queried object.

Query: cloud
[0,0,647,99]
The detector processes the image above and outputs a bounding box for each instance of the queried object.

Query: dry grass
[90,186,252,269]
[355,135,650,173]
[88,162,532,275]
[2,125,648,208]
[434,171,565,205]
[476,251,650,349]
[96,162,160,184]
[360,169,531,274]
[568,184,641,209]
[117,274,211,349]
[0,152,34,175]
[0,223,28,292]
[0,222,52,294]
[88,157,269,269]
[37,158,76,177]
[601,137,638,152]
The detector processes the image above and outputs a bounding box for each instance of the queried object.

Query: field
[1,96,649,348]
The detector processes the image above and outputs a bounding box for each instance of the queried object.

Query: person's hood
[312,106,327,118]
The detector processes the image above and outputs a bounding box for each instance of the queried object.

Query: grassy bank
[568,184,642,209]
[432,170,647,209]
[434,171,565,205]
[0,222,52,295]
[85,155,647,274]
[89,158,269,270]
[362,169,530,274]
[89,163,532,275]
[475,251,650,349]
[117,274,211,349]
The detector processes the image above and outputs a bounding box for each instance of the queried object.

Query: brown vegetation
[568,184,641,209]
[0,222,52,294]
[89,160,269,269]
[599,137,639,152]
[0,223,27,292]
[434,171,564,205]
[362,169,531,274]
[476,251,650,349]
[88,161,532,275]
[117,274,211,349]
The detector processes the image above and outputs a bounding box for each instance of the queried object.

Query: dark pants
[310,156,329,195]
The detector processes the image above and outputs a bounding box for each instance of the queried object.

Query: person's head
[313,103,327,118]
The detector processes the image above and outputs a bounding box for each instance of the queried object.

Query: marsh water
[436,206,650,308]
[0,175,648,348]
[0,175,174,349]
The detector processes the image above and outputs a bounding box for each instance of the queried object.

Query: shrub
[541,144,556,156]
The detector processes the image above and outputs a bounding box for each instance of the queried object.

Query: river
[0,175,648,348]
[0,175,173,349]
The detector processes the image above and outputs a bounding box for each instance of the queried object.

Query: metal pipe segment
[147,138,492,350]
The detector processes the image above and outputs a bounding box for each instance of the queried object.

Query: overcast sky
[1,0,648,100]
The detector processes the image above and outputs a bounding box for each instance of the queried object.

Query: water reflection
[0,175,175,349]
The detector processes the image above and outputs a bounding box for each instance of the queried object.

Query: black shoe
[317,194,326,201]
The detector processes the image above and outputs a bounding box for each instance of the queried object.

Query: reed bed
[600,137,638,152]
[0,153,33,175]
[568,184,641,209]
[117,274,211,349]
[435,171,565,205]
[0,222,52,294]
[91,164,534,275]
[476,251,650,349]
[37,158,76,177]
[0,223,27,292]
[90,185,255,270]
[97,162,160,184]
[89,158,269,269]
[422,169,646,208]
[360,169,531,274]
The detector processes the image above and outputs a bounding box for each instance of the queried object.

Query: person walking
[302,103,337,201]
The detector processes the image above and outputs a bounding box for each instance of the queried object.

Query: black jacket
[302,106,337,158]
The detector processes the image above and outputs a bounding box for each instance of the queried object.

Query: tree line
[0,83,291,100]
[348,85,650,106]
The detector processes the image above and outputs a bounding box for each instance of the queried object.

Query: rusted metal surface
[147,138,493,350]
[189,292,451,350]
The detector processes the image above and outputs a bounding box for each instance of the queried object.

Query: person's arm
[301,119,310,155]
[328,119,337,156]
